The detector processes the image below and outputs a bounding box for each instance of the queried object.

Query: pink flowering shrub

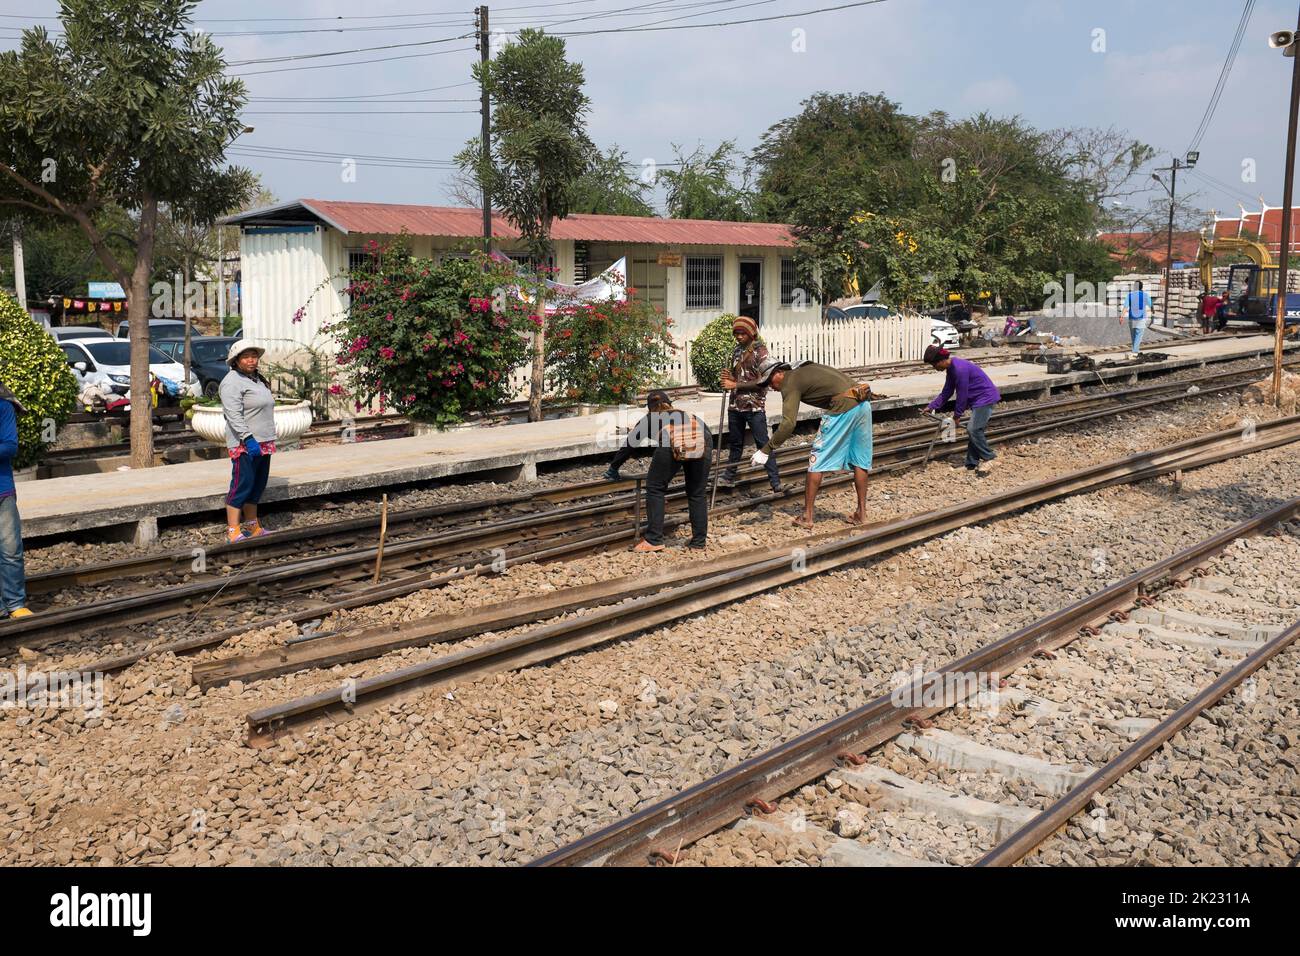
[545,295,674,405]
[326,245,532,427]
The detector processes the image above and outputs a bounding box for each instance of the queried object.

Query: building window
[574,243,591,283]
[685,255,722,310]
[347,248,377,273]
[780,257,798,306]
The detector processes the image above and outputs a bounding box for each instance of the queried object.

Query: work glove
[243,436,263,458]
[603,467,620,481]
[751,449,769,467]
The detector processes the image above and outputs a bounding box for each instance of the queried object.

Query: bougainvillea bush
[545,294,674,405]
[326,246,534,427]
[0,291,78,468]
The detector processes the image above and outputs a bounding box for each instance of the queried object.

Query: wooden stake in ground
[373,494,389,584]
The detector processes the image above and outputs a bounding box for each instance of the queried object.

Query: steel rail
[243,418,1300,744]
[169,382,1291,682]
[977,614,1300,867]
[531,495,1300,866]
[23,356,1290,597]
[9,363,1289,646]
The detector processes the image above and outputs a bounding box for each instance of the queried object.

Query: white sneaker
[976,459,994,475]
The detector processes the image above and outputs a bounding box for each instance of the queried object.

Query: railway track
[532,497,1300,866]
[30,356,1293,593]
[4,360,1294,659]
[238,415,1300,745]
[5,362,1286,658]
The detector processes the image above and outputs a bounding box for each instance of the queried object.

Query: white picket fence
[507,314,929,398]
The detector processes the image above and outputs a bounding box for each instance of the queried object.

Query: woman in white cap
[219,340,278,542]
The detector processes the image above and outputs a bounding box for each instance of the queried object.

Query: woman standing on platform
[220,341,277,543]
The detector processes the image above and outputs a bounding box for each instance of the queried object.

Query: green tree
[457,28,593,422]
[568,145,654,217]
[751,92,918,224]
[0,0,255,467]
[658,142,752,221]
[3,207,136,302]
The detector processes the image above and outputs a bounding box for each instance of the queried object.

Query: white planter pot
[189,400,314,446]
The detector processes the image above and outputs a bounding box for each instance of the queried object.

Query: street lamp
[1268,14,1300,408]
[1147,149,1203,328]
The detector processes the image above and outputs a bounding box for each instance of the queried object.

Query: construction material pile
[1242,370,1300,414]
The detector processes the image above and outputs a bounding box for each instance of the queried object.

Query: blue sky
[3,0,1297,220]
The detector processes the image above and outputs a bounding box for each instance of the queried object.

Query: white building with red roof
[221,199,815,356]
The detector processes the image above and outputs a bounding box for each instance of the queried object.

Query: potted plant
[187,395,313,445]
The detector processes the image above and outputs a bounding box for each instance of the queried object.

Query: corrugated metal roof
[264,199,796,247]
[1097,230,1201,266]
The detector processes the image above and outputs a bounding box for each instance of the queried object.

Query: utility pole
[1270,10,1300,408]
[10,220,26,312]
[476,6,492,253]
[1153,152,1198,327]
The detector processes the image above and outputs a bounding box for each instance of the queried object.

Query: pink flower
[328,384,344,395]
[291,306,307,324]
[379,346,396,360]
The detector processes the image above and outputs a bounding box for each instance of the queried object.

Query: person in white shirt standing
[1123,281,1152,357]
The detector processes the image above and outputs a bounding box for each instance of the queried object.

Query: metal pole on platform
[708,390,729,510]
[1272,8,1300,408]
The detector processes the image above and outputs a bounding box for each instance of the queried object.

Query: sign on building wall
[657,252,683,267]
[87,281,126,298]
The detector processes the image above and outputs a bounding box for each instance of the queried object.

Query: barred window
[685,255,722,310]
[780,258,797,306]
[347,248,377,273]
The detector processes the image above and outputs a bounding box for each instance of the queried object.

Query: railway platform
[13,333,1295,542]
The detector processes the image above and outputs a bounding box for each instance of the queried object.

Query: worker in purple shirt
[0,382,32,619]
[923,345,1001,475]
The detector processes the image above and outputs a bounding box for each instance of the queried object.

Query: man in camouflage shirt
[718,315,783,491]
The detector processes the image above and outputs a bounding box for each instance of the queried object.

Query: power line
[246,98,478,104]
[549,0,887,36]
[247,82,477,101]
[490,0,747,25]
[232,45,475,76]
[1185,0,1255,156]
[227,31,473,67]
[241,109,479,114]
[230,144,461,164]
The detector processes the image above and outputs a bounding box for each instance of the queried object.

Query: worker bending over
[923,345,1001,474]
[753,360,873,529]
[606,389,712,552]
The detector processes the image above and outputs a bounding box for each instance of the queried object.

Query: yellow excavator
[1196,234,1299,325]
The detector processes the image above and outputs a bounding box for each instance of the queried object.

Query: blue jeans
[723,409,781,488]
[965,404,996,469]
[1128,318,1148,354]
[0,494,27,613]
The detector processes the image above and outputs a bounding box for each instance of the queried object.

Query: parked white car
[840,303,961,348]
[58,337,199,396]
[48,325,114,343]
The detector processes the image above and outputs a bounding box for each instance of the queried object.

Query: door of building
[629,257,668,314]
[739,259,762,324]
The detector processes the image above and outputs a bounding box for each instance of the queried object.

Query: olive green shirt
[765,362,860,450]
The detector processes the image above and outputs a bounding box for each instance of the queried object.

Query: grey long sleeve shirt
[219,369,278,449]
